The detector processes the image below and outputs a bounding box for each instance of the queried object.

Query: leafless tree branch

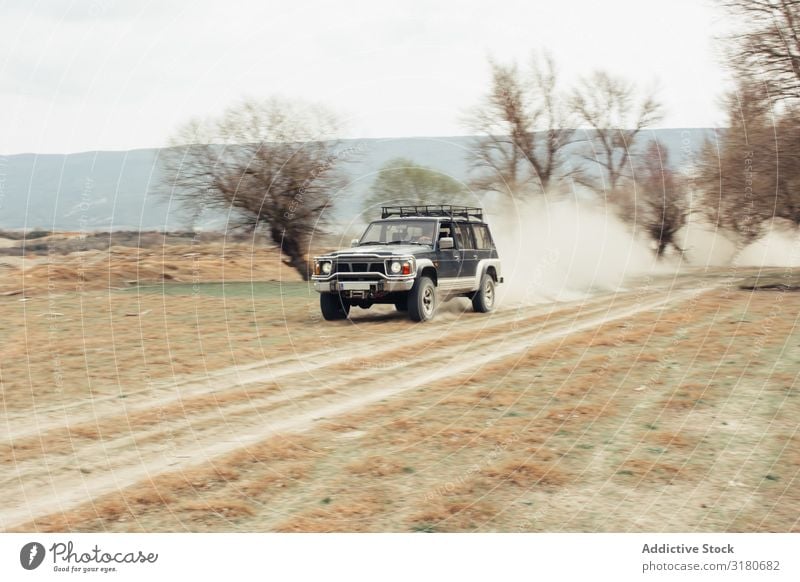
[159,97,350,279]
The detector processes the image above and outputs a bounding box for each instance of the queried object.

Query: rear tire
[320,293,350,320]
[472,273,496,313]
[408,276,437,322]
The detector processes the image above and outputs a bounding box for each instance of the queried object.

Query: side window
[438,222,452,242]
[455,223,474,249]
[472,225,494,250]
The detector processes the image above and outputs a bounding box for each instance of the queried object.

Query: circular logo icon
[20,542,46,570]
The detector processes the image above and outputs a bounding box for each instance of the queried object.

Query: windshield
[359,220,436,245]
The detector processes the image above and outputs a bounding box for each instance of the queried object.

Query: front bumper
[313,278,415,293]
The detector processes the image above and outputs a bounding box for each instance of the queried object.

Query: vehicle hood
[324,244,431,257]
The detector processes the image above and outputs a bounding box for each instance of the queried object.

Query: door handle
[453,255,460,260]
[472,254,478,259]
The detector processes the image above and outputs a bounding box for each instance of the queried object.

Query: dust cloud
[488,198,675,307]
[678,217,800,269]
[489,198,800,309]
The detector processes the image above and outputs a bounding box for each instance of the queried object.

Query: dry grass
[346,456,406,478]
[726,438,800,533]
[24,480,177,532]
[408,498,500,532]
[181,497,257,520]
[646,431,699,451]
[616,459,685,484]
[545,403,613,424]
[0,236,300,296]
[483,457,568,488]
[230,437,319,464]
[472,388,523,407]
[275,491,391,533]
[0,439,47,464]
[660,383,714,411]
[11,434,321,532]
[4,382,282,464]
[553,375,600,398]
[8,273,800,532]
[633,353,661,363]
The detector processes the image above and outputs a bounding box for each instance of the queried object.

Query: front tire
[394,297,408,312]
[472,273,496,313]
[408,276,437,322]
[320,293,350,320]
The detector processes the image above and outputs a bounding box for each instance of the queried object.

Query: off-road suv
[312,205,503,322]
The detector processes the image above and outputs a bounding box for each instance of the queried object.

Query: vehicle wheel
[472,273,496,313]
[320,293,350,320]
[394,297,408,312]
[408,276,436,322]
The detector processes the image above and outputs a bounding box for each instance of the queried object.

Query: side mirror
[351,238,360,247]
[438,237,454,250]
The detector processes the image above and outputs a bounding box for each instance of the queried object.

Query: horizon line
[0,127,721,157]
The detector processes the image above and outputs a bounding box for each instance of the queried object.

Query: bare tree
[569,71,663,203]
[694,2,800,247]
[160,98,348,279]
[720,0,800,105]
[773,103,800,225]
[698,79,800,243]
[466,52,573,197]
[635,139,688,257]
[363,157,469,212]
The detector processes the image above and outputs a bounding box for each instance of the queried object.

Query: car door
[435,221,461,284]
[455,222,479,289]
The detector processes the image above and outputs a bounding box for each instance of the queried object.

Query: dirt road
[1,269,798,532]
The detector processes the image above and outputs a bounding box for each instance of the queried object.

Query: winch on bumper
[312,277,415,297]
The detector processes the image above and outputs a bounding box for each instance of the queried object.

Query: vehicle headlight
[390,261,402,274]
[321,261,332,275]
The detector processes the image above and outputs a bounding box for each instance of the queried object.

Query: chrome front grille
[333,258,386,275]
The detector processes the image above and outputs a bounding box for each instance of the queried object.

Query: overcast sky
[0,0,732,154]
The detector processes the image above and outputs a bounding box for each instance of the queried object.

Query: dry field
[0,231,302,296]
[0,237,798,532]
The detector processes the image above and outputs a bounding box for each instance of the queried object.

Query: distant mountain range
[0,129,716,231]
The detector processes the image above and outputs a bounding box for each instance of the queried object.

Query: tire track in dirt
[0,290,648,491]
[0,289,634,444]
[0,289,648,481]
[0,282,714,530]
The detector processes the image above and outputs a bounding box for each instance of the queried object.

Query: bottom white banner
[1,533,797,581]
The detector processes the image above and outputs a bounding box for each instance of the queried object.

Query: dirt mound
[0,234,302,295]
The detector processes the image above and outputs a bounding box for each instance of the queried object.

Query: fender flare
[474,258,502,288]
[415,258,437,286]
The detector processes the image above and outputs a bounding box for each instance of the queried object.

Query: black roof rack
[381,205,484,221]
